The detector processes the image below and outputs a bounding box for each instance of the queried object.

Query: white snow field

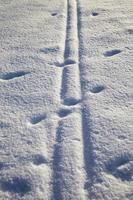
[0,0,133,199]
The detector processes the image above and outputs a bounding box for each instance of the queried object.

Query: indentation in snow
[91,12,99,16]
[30,114,46,125]
[90,85,105,93]
[0,71,30,81]
[51,13,57,16]
[1,177,31,196]
[32,154,47,165]
[64,59,76,65]
[106,154,133,181]
[127,29,133,34]
[58,108,72,118]
[63,98,81,106]
[103,49,122,57]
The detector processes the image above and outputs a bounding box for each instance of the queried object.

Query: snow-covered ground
[0,0,133,199]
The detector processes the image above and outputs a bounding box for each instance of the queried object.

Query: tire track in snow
[52,0,87,199]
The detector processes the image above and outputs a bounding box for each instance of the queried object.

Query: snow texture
[0,0,133,199]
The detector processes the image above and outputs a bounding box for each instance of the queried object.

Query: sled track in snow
[52,0,94,199]
[77,0,95,198]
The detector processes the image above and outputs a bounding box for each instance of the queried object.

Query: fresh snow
[0,0,133,199]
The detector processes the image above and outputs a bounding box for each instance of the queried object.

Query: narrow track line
[61,0,81,106]
[52,0,87,199]
[64,0,79,65]
[77,0,95,199]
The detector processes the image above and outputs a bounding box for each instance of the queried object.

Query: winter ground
[0,0,133,199]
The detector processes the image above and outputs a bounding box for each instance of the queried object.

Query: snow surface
[0,0,133,199]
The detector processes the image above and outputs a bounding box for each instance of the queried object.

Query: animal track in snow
[90,85,105,94]
[32,154,47,165]
[58,108,72,118]
[0,121,10,128]
[64,59,76,65]
[51,12,57,16]
[63,98,81,106]
[30,114,46,125]
[91,12,99,16]
[103,49,122,57]
[106,155,133,181]
[56,59,77,68]
[127,29,133,34]
[0,71,30,81]
[1,177,31,196]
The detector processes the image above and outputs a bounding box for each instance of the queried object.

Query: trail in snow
[53,0,86,199]
[0,0,133,199]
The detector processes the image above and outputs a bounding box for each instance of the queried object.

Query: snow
[0,0,133,199]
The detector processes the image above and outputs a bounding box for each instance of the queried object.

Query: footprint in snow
[103,49,122,57]
[0,71,30,81]
[57,108,72,118]
[90,85,105,94]
[1,177,31,196]
[29,114,46,125]
[106,154,133,181]
[91,12,99,16]
[127,29,133,34]
[51,12,57,16]
[32,154,47,165]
